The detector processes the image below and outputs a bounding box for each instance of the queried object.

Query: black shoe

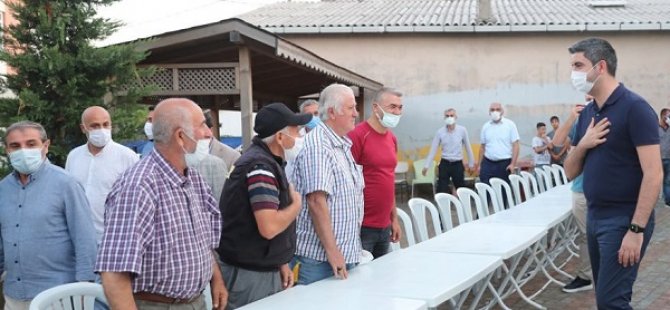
[562,277,593,293]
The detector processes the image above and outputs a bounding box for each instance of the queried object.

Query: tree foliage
[0,0,153,168]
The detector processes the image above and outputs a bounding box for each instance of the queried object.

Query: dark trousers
[360,226,391,259]
[479,157,511,185]
[587,212,655,310]
[437,159,465,193]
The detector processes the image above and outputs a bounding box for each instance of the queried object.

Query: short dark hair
[568,37,617,77]
[203,109,215,128]
[550,116,559,122]
[148,105,155,111]
[536,122,546,129]
[661,108,670,118]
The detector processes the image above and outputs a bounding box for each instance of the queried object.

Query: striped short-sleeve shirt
[292,122,364,263]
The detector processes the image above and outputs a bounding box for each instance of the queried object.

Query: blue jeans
[587,212,654,310]
[293,256,356,285]
[360,226,391,259]
[663,159,670,205]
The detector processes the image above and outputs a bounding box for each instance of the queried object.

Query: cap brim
[287,113,313,126]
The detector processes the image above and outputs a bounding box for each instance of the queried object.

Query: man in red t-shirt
[348,88,403,258]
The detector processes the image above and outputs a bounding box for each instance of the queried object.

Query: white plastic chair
[520,171,540,198]
[408,198,442,242]
[489,177,516,209]
[391,208,416,251]
[434,193,467,230]
[475,182,503,215]
[456,187,487,220]
[509,174,531,204]
[29,282,108,310]
[551,164,569,184]
[535,168,552,192]
[542,165,557,187]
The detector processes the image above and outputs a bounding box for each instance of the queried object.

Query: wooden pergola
[125,18,383,149]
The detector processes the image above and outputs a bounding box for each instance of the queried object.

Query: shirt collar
[12,159,49,185]
[591,83,625,113]
[86,141,113,157]
[150,149,190,188]
[490,117,506,125]
[319,121,352,148]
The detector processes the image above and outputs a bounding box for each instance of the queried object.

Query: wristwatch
[629,223,645,233]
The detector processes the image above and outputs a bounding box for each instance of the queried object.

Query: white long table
[238,283,428,310]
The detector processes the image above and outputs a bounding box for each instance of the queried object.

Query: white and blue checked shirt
[292,122,364,263]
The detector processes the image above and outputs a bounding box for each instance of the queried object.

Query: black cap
[254,103,312,138]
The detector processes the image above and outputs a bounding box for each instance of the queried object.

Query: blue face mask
[9,148,44,175]
[305,116,321,130]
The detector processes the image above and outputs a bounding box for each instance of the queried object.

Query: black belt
[484,157,511,164]
[440,159,462,164]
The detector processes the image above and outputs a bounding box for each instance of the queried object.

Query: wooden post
[239,46,253,150]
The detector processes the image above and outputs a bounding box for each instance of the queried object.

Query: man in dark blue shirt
[565,38,662,309]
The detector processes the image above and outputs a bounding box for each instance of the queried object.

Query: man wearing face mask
[348,88,403,258]
[300,99,321,133]
[65,106,140,244]
[204,110,241,172]
[0,121,97,309]
[564,37,662,309]
[478,102,520,185]
[216,103,309,309]
[140,106,155,157]
[423,108,476,194]
[96,98,227,310]
[659,108,670,207]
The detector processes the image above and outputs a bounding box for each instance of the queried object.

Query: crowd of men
[0,37,668,310]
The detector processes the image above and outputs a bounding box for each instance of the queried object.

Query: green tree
[0,0,153,168]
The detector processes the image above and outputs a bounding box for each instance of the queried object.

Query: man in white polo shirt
[66,106,139,243]
[478,102,520,185]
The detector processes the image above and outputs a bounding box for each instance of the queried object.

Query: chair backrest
[542,165,557,187]
[434,193,467,230]
[456,187,487,220]
[520,171,540,198]
[508,174,531,204]
[30,283,107,310]
[534,168,552,192]
[390,208,416,251]
[412,159,436,183]
[408,198,442,242]
[551,164,569,184]
[489,177,516,209]
[475,182,503,215]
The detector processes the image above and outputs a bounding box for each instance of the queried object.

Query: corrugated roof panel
[238,0,670,33]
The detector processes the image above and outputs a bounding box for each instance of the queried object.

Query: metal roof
[239,0,670,33]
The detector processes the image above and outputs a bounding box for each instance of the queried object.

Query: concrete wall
[282,32,670,161]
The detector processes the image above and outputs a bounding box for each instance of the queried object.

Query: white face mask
[9,148,44,175]
[376,105,401,128]
[283,135,304,163]
[571,63,600,94]
[87,128,112,148]
[444,117,456,126]
[182,133,210,167]
[144,122,153,140]
[490,111,502,122]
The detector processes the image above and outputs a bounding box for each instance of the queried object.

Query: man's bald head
[80,106,111,133]
[152,98,207,144]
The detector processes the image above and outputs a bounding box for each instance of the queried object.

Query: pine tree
[0,0,152,166]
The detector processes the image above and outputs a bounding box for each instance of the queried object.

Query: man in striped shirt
[217,103,311,308]
[96,98,226,310]
[292,83,365,284]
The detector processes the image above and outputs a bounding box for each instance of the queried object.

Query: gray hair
[299,99,319,113]
[261,127,288,145]
[444,108,456,114]
[152,105,194,144]
[5,121,48,142]
[318,83,354,121]
[373,87,403,104]
[568,37,618,77]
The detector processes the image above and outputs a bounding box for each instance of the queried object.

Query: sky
[95,0,289,46]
